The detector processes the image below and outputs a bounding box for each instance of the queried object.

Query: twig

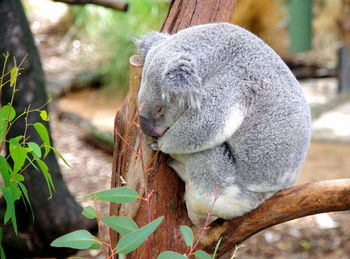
[52,0,129,12]
[188,185,220,256]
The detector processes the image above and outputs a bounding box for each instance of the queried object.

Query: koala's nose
[140,116,157,137]
[139,116,167,138]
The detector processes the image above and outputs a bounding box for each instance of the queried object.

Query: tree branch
[52,0,128,12]
[198,179,350,256]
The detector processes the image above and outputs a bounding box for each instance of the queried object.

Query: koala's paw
[150,143,160,151]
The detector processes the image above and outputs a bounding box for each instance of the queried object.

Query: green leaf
[86,187,139,204]
[9,137,28,174]
[51,230,101,250]
[116,216,163,254]
[82,206,96,219]
[101,216,138,235]
[39,110,49,121]
[0,104,15,143]
[9,182,21,201]
[212,237,222,258]
[10,66,18,86]
[50,146,70,167]
[36,159,55,198]
[0,228,6,259]
[18,182,34,221]
[33,122,50,157]
[0,156,11,186]
[0,187,17,235]
[0,105,16,121]
[12,173,24,182]
[27,142,41,158]
[26,154,39,171]
[193,250,212,259]
[0,121,7,144]
[157,251,187,258]
[180,225,193,247]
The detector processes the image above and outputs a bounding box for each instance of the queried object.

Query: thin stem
[22,105,31,147]
[0,52,10,91]
[106,226,116,259]
[94,199,109,257]
[114,129,140,156]
[189,185,220,255]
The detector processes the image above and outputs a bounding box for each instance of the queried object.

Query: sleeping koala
[136,23,311,225]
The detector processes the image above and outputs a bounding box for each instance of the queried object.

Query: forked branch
[198,178,350,256]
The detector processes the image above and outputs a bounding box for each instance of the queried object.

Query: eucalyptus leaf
[33,122,50,157]
[0,187,17,234]
[193,250,212,259]
[36,159,55,198]
[116,216,163,254]
[212,237,222,258]
[18,182,34,221]
[82,206,96,219]
[180,225,193,247]
[27,142,42,158]
[51,230,101,250]
[0,228,5,259]
[50,146,70,167]
[87,187,139,204]
[10,66,18,86]
[39,110,49,121]
[0,104,16,121]
[157,251,187,258]
[101,216,138,235]
[0,156,11,186]
[9,137,27,174]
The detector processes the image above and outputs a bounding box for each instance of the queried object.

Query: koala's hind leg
[184,181,218,226]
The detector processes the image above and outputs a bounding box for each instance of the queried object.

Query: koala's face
[136,31,203,138]
[138,60,187,138]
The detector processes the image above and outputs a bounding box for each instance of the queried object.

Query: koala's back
[161,23,311,189]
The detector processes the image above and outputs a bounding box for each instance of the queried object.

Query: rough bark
[110,1,236,258]
[0,0,96,257]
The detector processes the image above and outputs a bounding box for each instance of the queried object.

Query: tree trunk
[0,0,96,257]
[110,1,237,258]
[340,0,350,46]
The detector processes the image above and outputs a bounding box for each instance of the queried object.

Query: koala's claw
[150,143,160,150]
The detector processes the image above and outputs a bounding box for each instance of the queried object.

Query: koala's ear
[162,56,203,110]
[135,32,168,60]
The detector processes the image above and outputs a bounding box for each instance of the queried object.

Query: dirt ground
[50,90,350,259]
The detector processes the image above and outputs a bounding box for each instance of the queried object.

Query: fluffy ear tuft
[162,55,204,110]
[135,32,168,60]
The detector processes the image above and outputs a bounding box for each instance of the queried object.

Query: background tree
[0,0,96,257]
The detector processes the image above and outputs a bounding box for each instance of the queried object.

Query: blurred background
[4,0,350,258]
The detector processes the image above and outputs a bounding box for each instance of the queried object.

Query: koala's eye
[154,106,164,117]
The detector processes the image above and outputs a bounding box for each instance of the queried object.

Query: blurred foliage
[232,0,288,56]
[71,0,168,95]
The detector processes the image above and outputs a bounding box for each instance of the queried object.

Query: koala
[136,23,311,225]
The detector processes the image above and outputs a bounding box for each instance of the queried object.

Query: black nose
[139,116,156,137]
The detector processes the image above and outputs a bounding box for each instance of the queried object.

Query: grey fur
[136,23,311,224]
